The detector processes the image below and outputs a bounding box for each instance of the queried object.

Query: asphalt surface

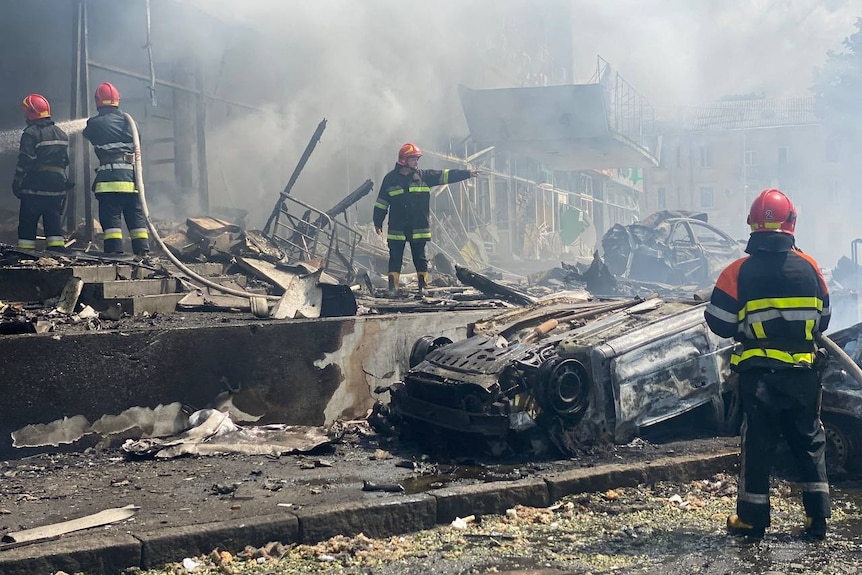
[0,429,741,575]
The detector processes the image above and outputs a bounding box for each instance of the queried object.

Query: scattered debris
[121,410,334,458]
[1,504,139,544]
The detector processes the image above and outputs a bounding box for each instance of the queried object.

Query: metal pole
[87,60,266,112]
[195,61,209,213]
[66,0,83,233]
[82,0,93,243]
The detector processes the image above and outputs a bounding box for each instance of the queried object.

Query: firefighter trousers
[18,194,65,250]
[736,367,830,528]
[388,238,428,274]
[96,192,150,255]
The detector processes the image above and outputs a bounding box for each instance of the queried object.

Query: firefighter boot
[417,271,429,296]
[726,514,765,539]
[387,273,400,298]
[803,516,827,540]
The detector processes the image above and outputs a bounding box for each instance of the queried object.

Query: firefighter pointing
[82,82,150,256]
[373,143,477,296]
[705,188,831,540]
[14,94,70,252]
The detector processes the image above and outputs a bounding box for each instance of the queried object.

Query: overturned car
[384,294,862,472]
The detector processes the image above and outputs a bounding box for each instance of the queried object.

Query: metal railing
[269,195,362,284]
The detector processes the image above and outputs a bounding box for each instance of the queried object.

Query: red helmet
[21,94,51,120]
[94,82,120,107]
[397,142,422,166]
[747,188,796,234]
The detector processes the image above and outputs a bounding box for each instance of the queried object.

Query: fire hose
[126,113,279,312]
[816,332,862,384]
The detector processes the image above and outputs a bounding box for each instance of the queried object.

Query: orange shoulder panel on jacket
[794,250,828,295]
[714,257,747,300]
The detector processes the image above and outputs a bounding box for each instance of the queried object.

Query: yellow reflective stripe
[374,201,389,209]
[95,181,137,193]
[739,297,823,320]
[409,186,430,193]
[412,231,432,239]
[387,233,407,240]
[730,349,814,366]
[129,228,149,240]
[18,239,36,249]
[745,297,823,312]
[442,169,450,184]
[752,322,766,339]
[46,236,65,247]
[805,319,815,340]
[751,222,783,231]
[388,189,405,196]
[104,228,123,240]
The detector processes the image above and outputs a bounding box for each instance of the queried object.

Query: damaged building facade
[0,1,661,456]
[642,98,852,264]
[0,1,655,271]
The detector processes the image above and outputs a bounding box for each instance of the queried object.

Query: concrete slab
[83,278,181,298]
[544,452,738,502]
[294,494,437,543]
[0,533,141,575]
[0,267,73,301]
[137,514,299,569]
[432,477,550,523]
[0,310,490,456]
[106,293,188,315]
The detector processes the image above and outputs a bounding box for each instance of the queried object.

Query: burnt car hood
[393,299,734,444]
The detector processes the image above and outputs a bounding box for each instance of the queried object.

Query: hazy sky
[570,0,860,107]
[190,0,860,107]
[178,0,861,221]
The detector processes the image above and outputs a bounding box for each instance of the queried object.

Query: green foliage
[813,17,862,140]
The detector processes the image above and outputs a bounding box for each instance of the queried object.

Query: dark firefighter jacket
[14,119,69,197]
[82,107,136,193]
[372,165,472,241]
[704,232,830,371]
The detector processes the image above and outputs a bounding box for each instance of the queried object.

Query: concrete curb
[0,451,738,575]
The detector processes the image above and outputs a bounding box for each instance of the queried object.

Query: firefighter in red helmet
[82,82,150,256]
[705,188,831,540]
[13,94,71,251]
[373,142,477,296]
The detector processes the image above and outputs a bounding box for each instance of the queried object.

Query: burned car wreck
[382,294,862,472]
[601,210,744,287]
[383,295,738,454]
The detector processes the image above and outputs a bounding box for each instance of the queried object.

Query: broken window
[745,149,757,167]
[699,146,711,168]
[699,186,714,208]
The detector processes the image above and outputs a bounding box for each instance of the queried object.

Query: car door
[667,220,706,284]
[687,221,743,283]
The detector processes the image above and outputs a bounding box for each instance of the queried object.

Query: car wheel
[822,415,861,474]
[409,335,453,368]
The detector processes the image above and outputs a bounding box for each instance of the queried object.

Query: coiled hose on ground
[126,113,279,309]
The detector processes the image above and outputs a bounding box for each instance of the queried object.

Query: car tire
[822,415,862,474]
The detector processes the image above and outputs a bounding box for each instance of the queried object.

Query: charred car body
[601,211,744,287]
[386,295,862,472]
